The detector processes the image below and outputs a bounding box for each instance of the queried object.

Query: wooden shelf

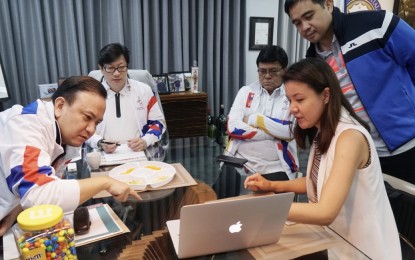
[160,92,208,138]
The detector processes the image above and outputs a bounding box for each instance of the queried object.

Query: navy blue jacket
[307,7,415,151]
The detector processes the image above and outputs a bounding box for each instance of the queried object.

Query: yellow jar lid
[17,205,63,231]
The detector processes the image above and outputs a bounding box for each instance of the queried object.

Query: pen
[243,164,256,174]
[101,141,121,146]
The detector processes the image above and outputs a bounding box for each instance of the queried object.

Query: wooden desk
[118,182,217,259]
[117,193,368,259]
[159,92,208,138]
[118,222,367,260]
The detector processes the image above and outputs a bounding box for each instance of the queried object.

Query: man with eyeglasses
[87,43,166,153]
[225,45,298,181]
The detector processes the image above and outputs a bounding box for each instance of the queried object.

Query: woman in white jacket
[244,58,401,259]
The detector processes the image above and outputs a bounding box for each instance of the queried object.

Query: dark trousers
[380,146,415,184]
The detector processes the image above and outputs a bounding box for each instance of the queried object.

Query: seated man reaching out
[0,76,141,236]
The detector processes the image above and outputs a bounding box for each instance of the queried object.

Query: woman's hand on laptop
[244,173,273,192]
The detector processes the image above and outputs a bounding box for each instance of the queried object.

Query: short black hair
[284,0,325,15]
[97,43,130,66]
[256,45,288,68]
[52,76,107,105]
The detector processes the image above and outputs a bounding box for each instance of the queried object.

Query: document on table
[100,144,147,166]
[66,203,129,246]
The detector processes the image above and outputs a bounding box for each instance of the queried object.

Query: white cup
[86,151,101,170]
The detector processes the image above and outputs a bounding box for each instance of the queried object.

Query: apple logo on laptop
[229,221,242,233]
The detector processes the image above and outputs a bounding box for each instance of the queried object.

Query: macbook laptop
[166,192,294,259]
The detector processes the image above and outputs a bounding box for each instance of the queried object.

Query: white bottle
[191,60,199,93]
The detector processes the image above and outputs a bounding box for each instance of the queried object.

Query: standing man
[285,0,415,184]
[87,43,166,153]
[0,76,141,236]
[226,46,298,181]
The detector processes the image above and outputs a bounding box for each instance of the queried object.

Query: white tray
[109,161,176,190]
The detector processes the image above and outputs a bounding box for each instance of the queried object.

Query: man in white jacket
[226,46,298,180]
[0,76,141,236]
[87,43,166,153]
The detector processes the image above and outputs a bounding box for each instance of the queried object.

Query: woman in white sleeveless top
[244,58,401,259]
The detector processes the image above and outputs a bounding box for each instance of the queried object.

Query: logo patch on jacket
[136,97,144,110]
[246,92,254,108]
[347,0,381,14]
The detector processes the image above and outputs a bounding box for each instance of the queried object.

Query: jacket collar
[103,79,131,98]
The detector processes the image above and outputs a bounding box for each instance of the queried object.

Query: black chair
[384,173,415,259]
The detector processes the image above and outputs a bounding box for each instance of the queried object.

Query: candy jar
[13,204,77,260]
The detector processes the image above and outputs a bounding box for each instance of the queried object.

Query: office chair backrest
[384,174,415,258]
[88,69,157,92]
[383,174,415,196]
[88,69,163,113]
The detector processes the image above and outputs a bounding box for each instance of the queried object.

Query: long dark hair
[283,58,369,154]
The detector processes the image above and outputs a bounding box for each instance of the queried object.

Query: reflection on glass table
[0,137,372,259]
[71,137,224,259]
[17,136,368,260]
[145,139,168,162]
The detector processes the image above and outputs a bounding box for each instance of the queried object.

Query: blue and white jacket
[307,7,415,151]
[0,100,80,221]
[87,79,166,149]
[225,82,298,179]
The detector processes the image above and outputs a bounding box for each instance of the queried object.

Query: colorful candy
[13,205,78,259]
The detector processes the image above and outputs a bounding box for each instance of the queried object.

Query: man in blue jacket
[285,0,415,184]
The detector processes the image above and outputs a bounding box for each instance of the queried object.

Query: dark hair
[284,0,325,15]
[52,76,107,105]
[283,58,369,154]
[256,45,288,68]
[97,43,130,66]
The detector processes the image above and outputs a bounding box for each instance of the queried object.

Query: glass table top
[2,136,368,259]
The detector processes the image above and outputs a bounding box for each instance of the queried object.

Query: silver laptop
[166,192,294,259]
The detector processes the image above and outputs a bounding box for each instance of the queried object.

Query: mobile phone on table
[73,207,91,235]
[216,155,248,168]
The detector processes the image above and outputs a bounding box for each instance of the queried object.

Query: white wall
[244,0,279,86]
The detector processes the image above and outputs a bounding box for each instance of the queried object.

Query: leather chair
[88,69,169,159]
[384,173,415,259]
[88,69,164,113]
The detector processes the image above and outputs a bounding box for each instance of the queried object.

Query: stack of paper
[101,144,147,166]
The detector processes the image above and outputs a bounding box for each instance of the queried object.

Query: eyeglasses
[103,65,128,73]
[257,68,283,77]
